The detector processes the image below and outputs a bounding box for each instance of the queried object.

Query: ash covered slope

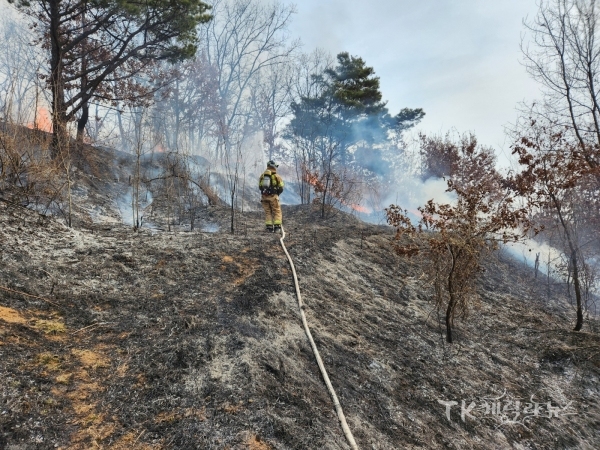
[1,201,599,449]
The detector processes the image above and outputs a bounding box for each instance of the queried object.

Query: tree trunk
[321,180,328,219]
[49,0,68,159]
[67,173,72,228]
[76,9,89,144]
[76,99,89,143]
[445,294,455,344]
[445,245,458,343]
[51,119,69,160]
[571,250,584,331]
[321,158,332,219]
[230,190,235,234]
[133,142,141,230]
[550,193,585,332]
[117,104,127,151]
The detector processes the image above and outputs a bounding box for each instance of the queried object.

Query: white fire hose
[279,225,359,450]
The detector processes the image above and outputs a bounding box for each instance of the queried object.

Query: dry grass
[245,433,273,450]
[0,305,27,324]
[72,348,110,369]
[34,318,66,334]
[37,352,61,371]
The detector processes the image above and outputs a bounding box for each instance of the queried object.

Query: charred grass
[0,201,599,449]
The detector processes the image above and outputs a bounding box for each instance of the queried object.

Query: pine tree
[9,0,212,156]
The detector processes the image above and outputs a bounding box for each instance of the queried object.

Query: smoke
[248,130,269,175]
[503,239,564,278]
[505,239,599,316]
[388,176,456,211]
[207,130,268,206]
[115,190,153,228]
[357,174,457,225]
[299,118,460,223]
[279,187,301,205]
[115,192,134,225]
[201,223,219,233]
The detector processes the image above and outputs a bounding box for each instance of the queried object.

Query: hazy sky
[2,0,542,163]
[286,0,542,162]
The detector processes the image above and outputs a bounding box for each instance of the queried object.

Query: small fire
[350,204,371,214]
[407,208,436,223]
[304,172,322,189]
[302,167,372,214]
[154,144,166,153]
[27,107,53,133]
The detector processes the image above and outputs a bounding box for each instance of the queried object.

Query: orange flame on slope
[303,169,372,214]
[350,204,371,214]
[27,107,53,133]
[304,172,321,189]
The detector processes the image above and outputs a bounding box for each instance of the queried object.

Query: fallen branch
[70,322,113,335]
[0,285,61,307]
[133,430,145,446]
[71,322,99,334]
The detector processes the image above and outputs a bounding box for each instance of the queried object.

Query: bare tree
[200,0,297,158]
[197,0,297,228]
[0,10,45,124]
[285,49,334,204]
[222,136,244,233]
[520,0,600,328]
[522,0,600,175]
[250,59,294,160]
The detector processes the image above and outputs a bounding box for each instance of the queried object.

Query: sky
[286,0,542,165]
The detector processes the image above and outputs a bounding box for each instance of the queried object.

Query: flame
[154,144,166,153]
[350,204,371,214]
[304,172,321,188]
[304,169,372,214]
[27,107,53,133]
[407,208,436,223]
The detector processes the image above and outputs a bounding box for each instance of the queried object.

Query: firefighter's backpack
[260,171,277,194]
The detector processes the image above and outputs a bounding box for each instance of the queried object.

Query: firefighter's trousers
[261,194,282,226]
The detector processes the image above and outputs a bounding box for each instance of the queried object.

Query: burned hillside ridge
[0,198,599,449]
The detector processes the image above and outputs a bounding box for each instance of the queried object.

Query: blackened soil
[0,201,599,449]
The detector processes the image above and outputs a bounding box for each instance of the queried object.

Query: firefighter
[259,160,284,232]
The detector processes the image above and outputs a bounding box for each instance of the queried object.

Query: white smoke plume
[358,173,457,225]
[503,239,564,278]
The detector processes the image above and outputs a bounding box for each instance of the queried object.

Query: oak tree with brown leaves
[512,119,600,331]
[387,135,532,343]
[418,132,461,180]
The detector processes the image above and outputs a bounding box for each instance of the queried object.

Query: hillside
[0,158,599,450]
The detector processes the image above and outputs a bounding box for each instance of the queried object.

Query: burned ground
[1,195,599,449]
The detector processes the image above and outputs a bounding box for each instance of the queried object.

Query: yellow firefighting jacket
[259,169,284,195]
